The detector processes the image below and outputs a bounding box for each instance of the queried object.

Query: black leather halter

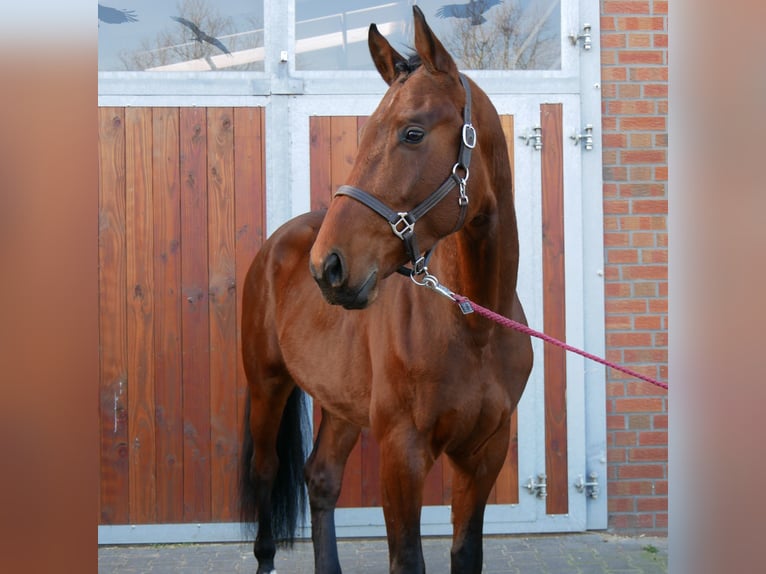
[334,73,476,277]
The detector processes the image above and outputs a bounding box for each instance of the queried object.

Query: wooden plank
[234,107,266,487]
[207,108,239,521]
[540,103,568,515]
[152,107,184,523]
[125,107,157,523]
[98,107,130,524]
[180,107,212,522]
[330,116,358,196]
[310,116,333,211]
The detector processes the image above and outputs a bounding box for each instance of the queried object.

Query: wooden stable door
[98,107,265,526]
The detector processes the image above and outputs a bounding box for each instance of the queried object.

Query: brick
[614,431,638,446]
[632,199,668,213]
[621,150,666,164]
[654,332,668,346]
[622,265,667,280]
[618,50,664,65]
[628,33,652,48]
[603,165,628,181]
[628,414,652,429]
[628,166,653,181]
[645,83,668,97]
[620,116,666,130]
[648,298,668,313]
[605,282,632,297]
[618,83,641,98]
[639,431,668,446]
[609,497,636,512]
[603,1,651,14]
[610,478,656,494]
[619,216,666,230]
[605,298,647,314]
[634,315,662,330]
[629,447,668,461]
[654,166,668,181]
[631,232,656,247]
[607,332,653,347]
[601,16,617,31]
[607,381,627,397]
[607,414,627,430]
[629,133,653,147]
[608,100,656,114]
[630,67,669,82]
[607,248,639,263]
[641,248,668,263]
[602,33,627,48]
[604,232,630,246]
[604,200,631,214]
[653,1,669,14]
[603,133,628,148]
[654,133,668,147]
[615,465,665,480]
[637,497,668,512]
[615,16,665,30]
[606,314,633,330]
[608,448,627,464]
[614,397,664,412]
[601,66,627,82]
[654,33,669,48]
[653,415,668,429]
[632,282,657,297]
[624,348,667,363]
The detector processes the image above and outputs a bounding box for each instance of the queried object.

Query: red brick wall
[600,0,668,534]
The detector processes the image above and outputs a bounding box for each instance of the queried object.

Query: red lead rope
[452,294,669,391]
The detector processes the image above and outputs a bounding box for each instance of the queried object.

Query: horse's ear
[368,23,406,85]
[412,5,458,76]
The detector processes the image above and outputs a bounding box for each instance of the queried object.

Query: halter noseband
[334,73,476,277]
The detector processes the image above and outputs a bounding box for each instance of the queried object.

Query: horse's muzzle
[309,251,378,309]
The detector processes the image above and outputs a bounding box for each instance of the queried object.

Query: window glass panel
[295,0,561,71]
[98,0,264,71]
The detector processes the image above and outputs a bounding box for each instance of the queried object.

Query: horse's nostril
[323,252,345,288]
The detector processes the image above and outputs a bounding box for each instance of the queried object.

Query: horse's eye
[401,127,425,144]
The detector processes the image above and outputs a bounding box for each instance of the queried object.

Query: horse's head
[310,6,483,309]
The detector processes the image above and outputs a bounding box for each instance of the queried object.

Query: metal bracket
[569,24,592,51]
[574,472,600,500]
[571,124,594,151]
[519,126,542,151]
[525,473,547,499]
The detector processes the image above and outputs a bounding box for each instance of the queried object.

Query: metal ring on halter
[452,163,470,185]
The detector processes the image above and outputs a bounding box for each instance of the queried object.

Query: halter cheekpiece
[334,73,475,277]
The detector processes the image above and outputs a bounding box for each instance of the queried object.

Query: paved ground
[99,533,668,573]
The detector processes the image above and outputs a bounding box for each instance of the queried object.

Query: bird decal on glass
[435,0,503,26]
[98,4,138,24]
[170,16,232,56]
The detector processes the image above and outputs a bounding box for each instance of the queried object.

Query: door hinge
[525,473,548,499]
[569,24,592,51]
[574,472,600,500]
[571,124,594,151]
[519,126,542,151]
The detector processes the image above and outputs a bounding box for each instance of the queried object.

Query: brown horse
[240,6,532,574]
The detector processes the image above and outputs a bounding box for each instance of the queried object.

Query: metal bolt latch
[525,473,548,499]
[569,24,592,51]
[519,126,542,151]
[574,472,600,499]
[571,124,594,151]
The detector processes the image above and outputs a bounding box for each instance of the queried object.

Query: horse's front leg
[378,425,432,574]
[304,409,360,574]
[447,420,511,574]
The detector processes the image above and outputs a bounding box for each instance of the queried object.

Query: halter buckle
[390,212,415,240]
[462,123,477,149]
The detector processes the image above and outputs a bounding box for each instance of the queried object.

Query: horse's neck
[449,128,519,313]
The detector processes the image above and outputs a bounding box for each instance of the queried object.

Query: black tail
[240,386,310,547]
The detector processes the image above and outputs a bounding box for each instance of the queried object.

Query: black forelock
[394,51,422,76]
